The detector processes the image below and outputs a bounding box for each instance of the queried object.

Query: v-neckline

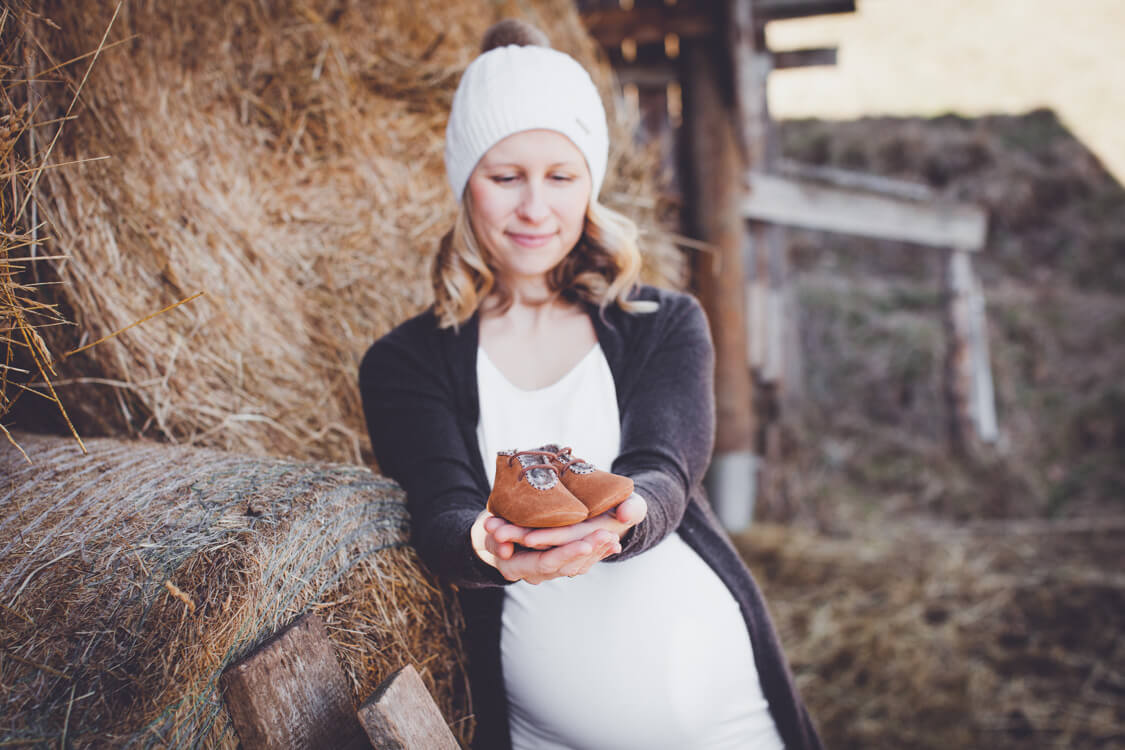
[477,343,601,394]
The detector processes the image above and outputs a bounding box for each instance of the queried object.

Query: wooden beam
[357,665,460,750]
[772,46,838,69]
[944,250,976,452]
[728,0,771,168]
[682,37,757,530]
[614,62,677,88]
[775,159,935,201]
[967,268,999,443]
[610,45,835,87]
[756,0,856,21]
[220,613,371,750]
[606,39,680,67]
[581,1,854,49]
[582,6,715,48]
[744,172,988,250]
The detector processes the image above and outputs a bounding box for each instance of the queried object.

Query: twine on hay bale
[17,0,682,464]
[0,433,470,748]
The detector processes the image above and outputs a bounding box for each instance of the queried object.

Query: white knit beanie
[444,44,609,202]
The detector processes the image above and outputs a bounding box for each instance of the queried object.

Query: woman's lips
[507,231,555,248]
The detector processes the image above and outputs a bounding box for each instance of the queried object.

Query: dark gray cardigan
[359,285,823,750]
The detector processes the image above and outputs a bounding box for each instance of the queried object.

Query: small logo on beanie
[575,117,591,135]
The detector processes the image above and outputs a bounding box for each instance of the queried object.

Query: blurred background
[2,0,1122,747]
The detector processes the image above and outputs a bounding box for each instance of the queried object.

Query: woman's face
[466,129,592,295]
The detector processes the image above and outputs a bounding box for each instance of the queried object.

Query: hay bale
[0,433,469,748]
[736,521,1125,750]
[15,0,682,463]
[0,1,74,446]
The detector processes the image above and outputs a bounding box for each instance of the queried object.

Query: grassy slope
[775,110,1125,527]
[737,111,1125,749]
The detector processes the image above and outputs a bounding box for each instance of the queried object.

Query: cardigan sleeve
[608,292,716,560]
[358,318,510,589]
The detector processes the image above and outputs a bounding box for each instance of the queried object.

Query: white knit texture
[444,45,609,201]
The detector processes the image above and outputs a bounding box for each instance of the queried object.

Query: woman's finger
[489,518,534,545]
[493,528,624,583]
[520,520,599,549]
[484,532,515,560]
[513,539,592,583]
[612,493,648,527]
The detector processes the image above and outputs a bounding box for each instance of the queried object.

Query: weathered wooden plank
[744,172,988,250]
[357,665,460,750]
[746,278,768,370]
[579,0,854,44]
[581,6,714,47]
[728,0,771,167]
[682,36,757,531]
[944,250,976,451]
[756,0,856,21]
[775,159,935,201]
[772,46,837,69]
[615,62,677,88]
[601,29,830,74]
[967,269,999,443]
[220,613,371,750]
[763,283,785,383]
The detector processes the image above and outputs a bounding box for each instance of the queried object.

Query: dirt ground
[736,520,1125,750]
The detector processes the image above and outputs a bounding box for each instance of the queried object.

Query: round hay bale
[14,0,682,464]
[0,433,469,748]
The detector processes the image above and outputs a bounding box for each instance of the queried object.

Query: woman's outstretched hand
[470,493,647,585]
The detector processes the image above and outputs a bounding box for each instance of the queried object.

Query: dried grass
[0,1,81,454]
[736,521,1125,750]
[16,0,682,464]
[0,432,470,748]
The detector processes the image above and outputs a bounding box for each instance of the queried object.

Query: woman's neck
[483,291,578,330]
[477,289,597,391]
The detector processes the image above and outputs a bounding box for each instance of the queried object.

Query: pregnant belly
[501,533,783,750]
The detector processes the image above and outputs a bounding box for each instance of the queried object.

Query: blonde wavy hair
[431,192,655,329]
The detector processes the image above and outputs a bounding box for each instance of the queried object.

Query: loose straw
[64,291,205,359]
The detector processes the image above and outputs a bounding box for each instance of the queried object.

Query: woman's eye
[490,175,518,184]
[550,173,575,183]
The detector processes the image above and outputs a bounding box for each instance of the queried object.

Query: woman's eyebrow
[480,160,580,171]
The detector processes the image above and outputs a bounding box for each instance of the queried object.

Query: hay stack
[0,2,74,446]
[737,522,1125,750]
[17,0,681,463]
[0,433,469,747]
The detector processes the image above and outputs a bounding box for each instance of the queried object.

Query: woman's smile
[507,230,557,248]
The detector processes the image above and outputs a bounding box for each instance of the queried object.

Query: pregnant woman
[359,20,822,750]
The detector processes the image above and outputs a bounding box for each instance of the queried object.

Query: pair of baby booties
[486,445,633,528]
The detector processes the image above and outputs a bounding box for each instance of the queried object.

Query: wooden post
[946,254,999,447]
[682,37,757,531]
[220,613,372,750]
[968,269,999,443]
[729,0,800,518]
[944,249,978,453]
[357,665,460,750]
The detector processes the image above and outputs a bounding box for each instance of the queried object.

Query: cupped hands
[470,493,647,585]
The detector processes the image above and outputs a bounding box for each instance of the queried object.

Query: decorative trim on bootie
[553,447,595,475]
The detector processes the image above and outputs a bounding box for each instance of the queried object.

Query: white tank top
[476,345,785,750]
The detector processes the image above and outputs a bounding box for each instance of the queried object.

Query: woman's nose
[516,183,550,222]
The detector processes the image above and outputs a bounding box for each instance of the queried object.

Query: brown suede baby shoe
[544,445,634,518]
[486,449,589,528]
